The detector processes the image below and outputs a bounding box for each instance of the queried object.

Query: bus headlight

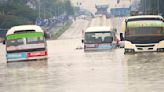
[125,49,135,53]
[157,48,164,52]
[125,41,134,49]
[158,41,164,48]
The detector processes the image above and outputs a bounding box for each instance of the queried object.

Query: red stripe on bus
[27,51,47,57]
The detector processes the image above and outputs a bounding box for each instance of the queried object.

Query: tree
[0,0,75,29]
[0,0,37,29]
[37,0,74,18]
[64,0,74,16]
[139,0,164,16]
[159,0,164,16]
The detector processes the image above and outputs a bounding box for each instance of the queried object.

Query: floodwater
[0,18,164,92]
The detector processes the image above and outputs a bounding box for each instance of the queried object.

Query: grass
[52,20,73,39]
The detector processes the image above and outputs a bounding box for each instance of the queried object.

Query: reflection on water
[7,60,48,69]
[0,60,48,92]
[1,37,164,92]
[125,53,164,92]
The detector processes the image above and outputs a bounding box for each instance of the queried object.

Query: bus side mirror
[81,39,84,43]
[44,32,50,39]
[120,33,124,41]
[2,40,5,45]
[113,28,117,33]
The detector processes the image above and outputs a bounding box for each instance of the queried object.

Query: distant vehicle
[106,12,111,18]
[95,4,108,9]
[82,26,119,51]
[120,15,164,53]
[78,15,89,20]
[110,8,130,17]
[4,25,48,62]
[95,4,108,16]
[94,14,103,17]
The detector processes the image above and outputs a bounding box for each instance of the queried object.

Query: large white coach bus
[4,25,48,62]
[82,26,119,51]
[120,15,164,53]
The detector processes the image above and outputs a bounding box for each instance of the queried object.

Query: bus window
[104,36,113,43]
[95,37,102,43]
[127,27,163,36]
[7,38,24,46]
[85,32,113,44]
[26,37,44,44]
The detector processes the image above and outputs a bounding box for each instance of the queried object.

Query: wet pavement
[0,18,164,92]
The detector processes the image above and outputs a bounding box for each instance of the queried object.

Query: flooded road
[0,18,164,92]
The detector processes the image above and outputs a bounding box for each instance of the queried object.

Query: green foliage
[64,0,75,16]
[0,0,75,29]
[159,0,164,17]
[52,20,73,39]
[0,0,37,29]
[39,0,74,17]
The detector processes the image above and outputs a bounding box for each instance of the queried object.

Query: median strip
[52,20,73,39]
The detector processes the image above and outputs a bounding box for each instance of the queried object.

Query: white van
[82,26,119,51]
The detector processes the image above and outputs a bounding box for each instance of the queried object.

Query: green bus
[4,25,48,62]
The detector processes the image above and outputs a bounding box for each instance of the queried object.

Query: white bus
[4,25,48,62]
[120,15,164,53]
[82,26,119,51]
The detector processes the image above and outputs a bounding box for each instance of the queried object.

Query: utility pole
[49,8,52,18]
[144,0,146,14]
[44,7,45,18]
[38,0,41,18]
[157,0,160,14]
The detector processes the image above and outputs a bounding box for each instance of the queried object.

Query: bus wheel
[124,49,128,54]
[124,51,127,54]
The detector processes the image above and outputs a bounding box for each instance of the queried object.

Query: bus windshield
[85,32,113,44]
[126,27,164,36]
